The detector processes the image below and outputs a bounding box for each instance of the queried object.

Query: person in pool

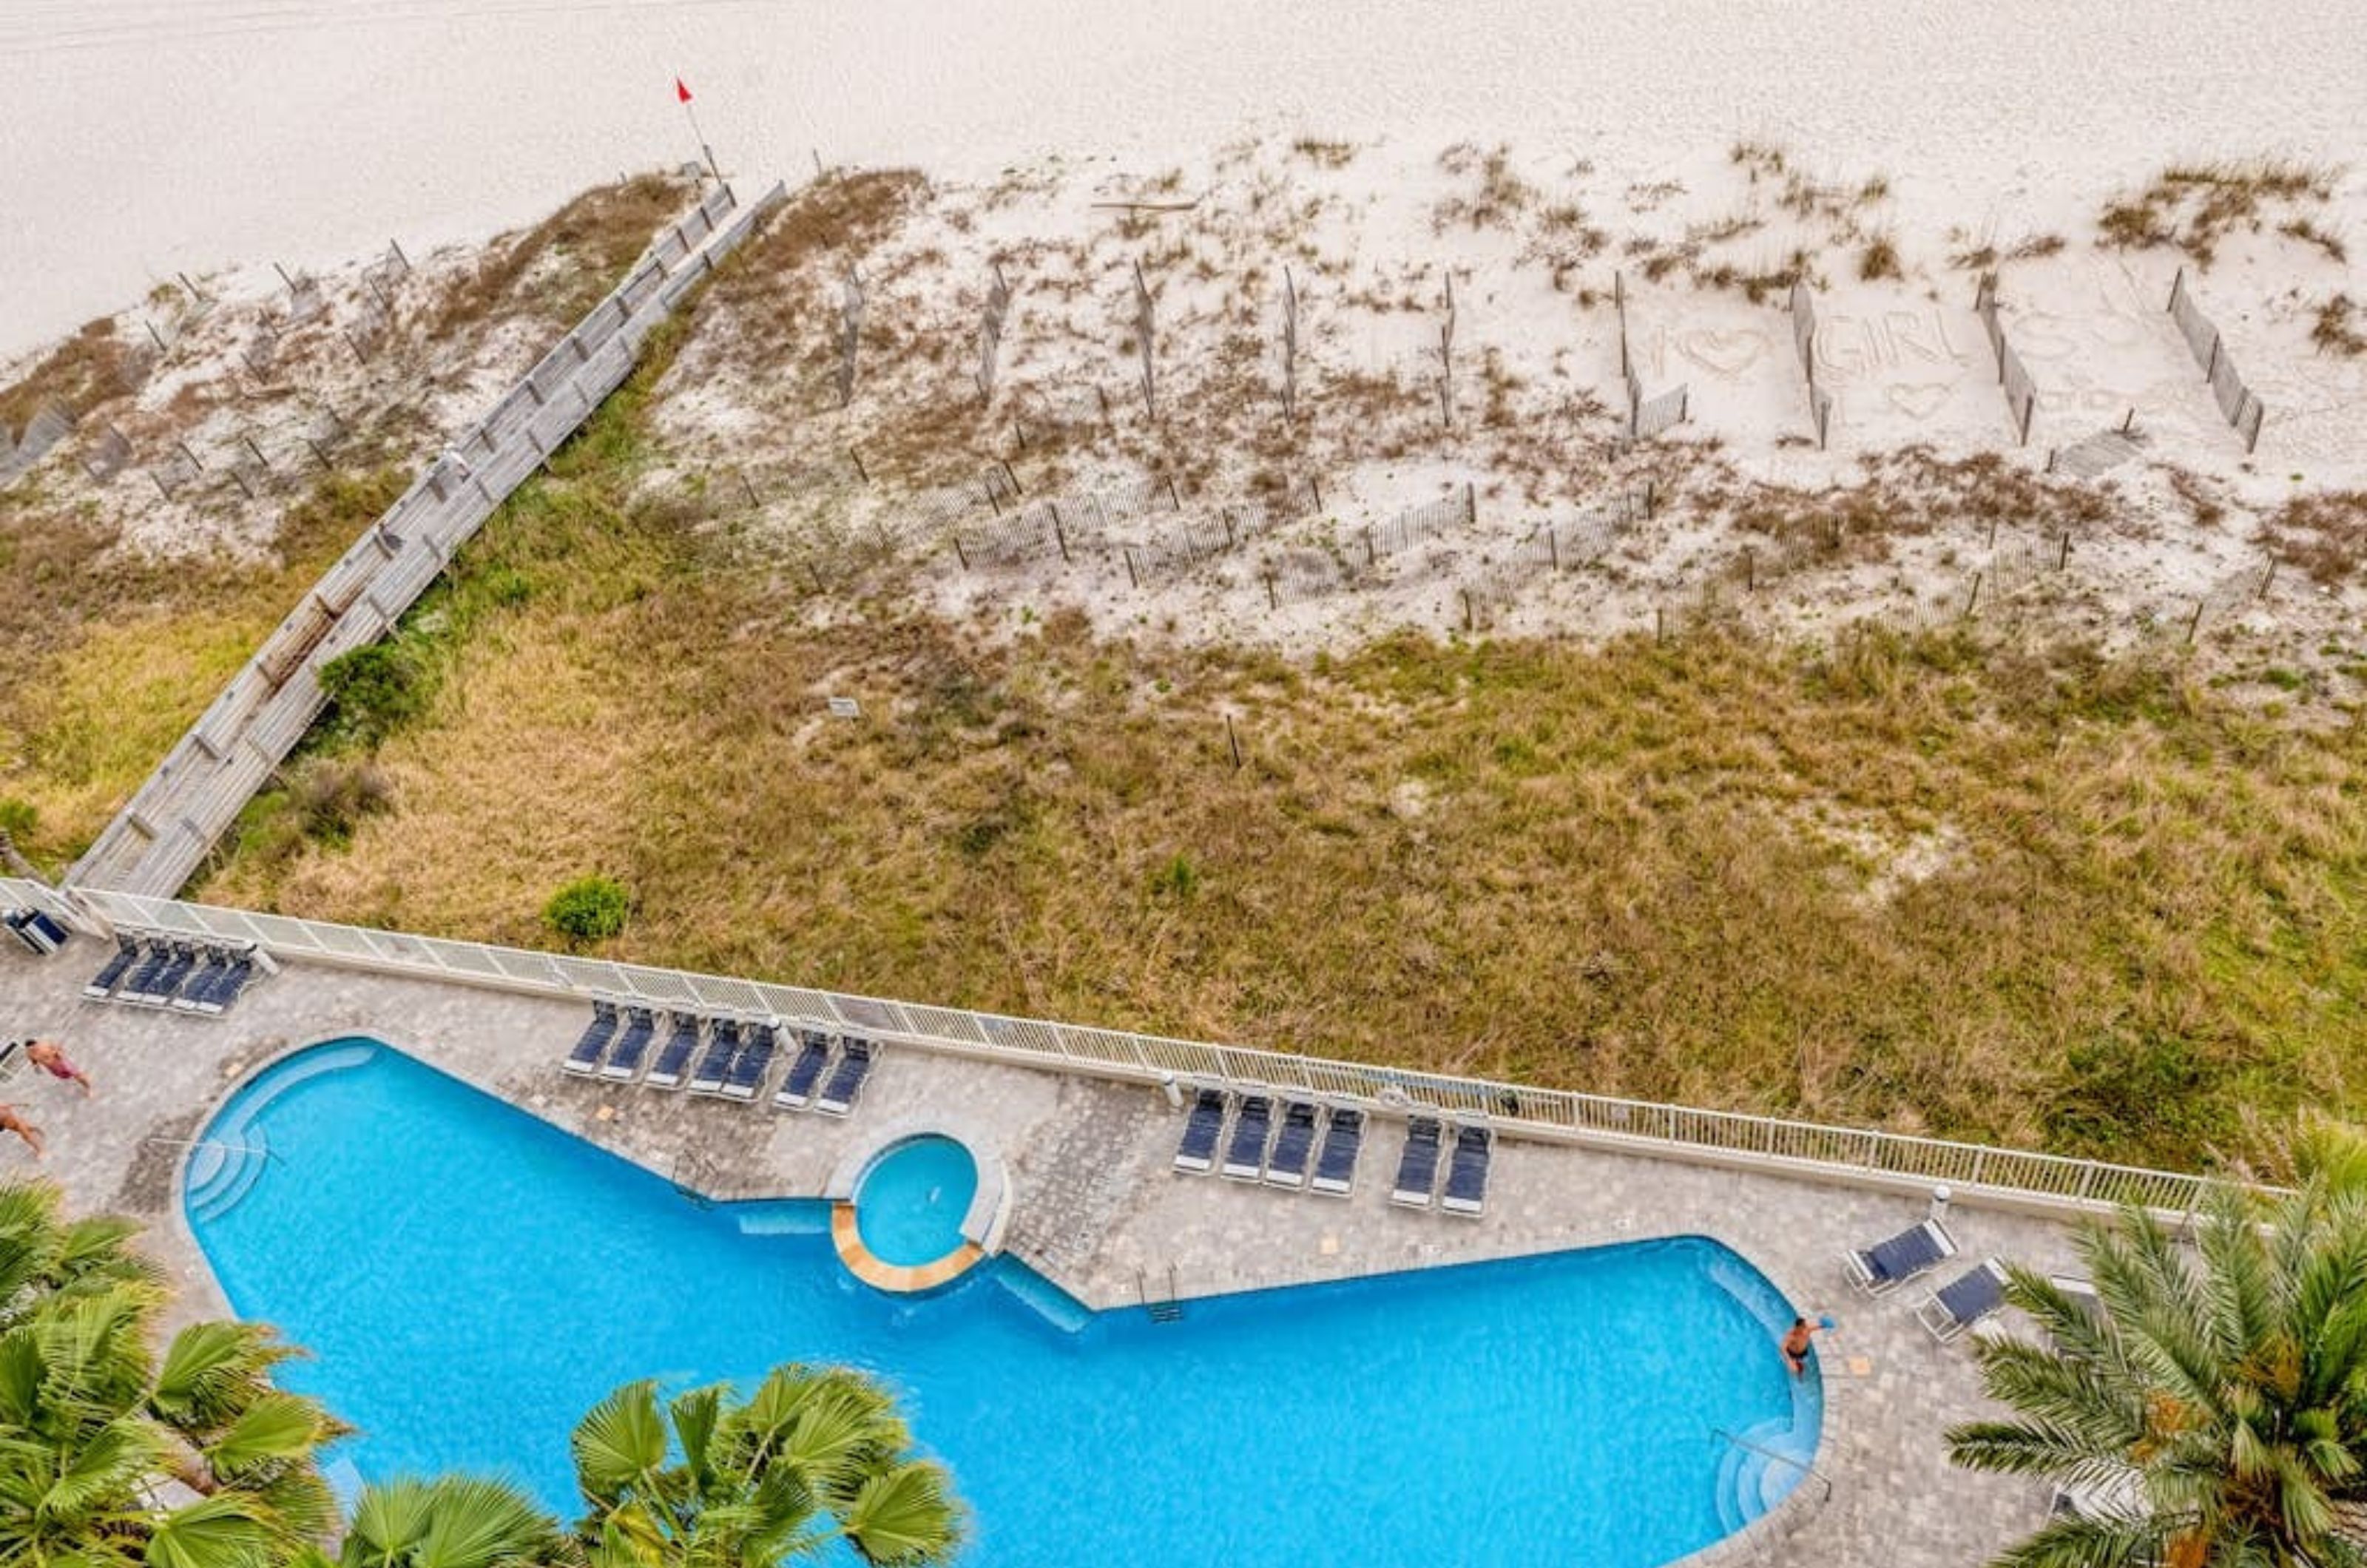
[1780,1317,1820,1376]
[18,1040,93,1097]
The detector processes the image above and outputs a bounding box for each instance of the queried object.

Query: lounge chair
[1222,1095,1274,1180]
[1390,1116,1444,1209]
[687,1018,741,1094]
[814,1037,874,1115]
[84,936,141,1000]
[1843,1217,1959,1295]
[722,1022,777,1101]
[774,1029,834,1110]
[203,954,257,1013]
[118,942,176,1006]
[1263,1101,1320,1189]
[645,1015,701,1088]
[1311,1107,1365,1197]
[149,944,200,1006]
[1172,1088,1229,1173]
[599,1008,658,1081]
[1441,1123,1493,1217]
[563,1001,621,1074]
[1919,1258,2011,1342]
[170,950,226,1011]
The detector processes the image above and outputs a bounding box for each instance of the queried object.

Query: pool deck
[0,933,2081,1567]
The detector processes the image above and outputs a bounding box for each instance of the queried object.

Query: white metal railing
[0,876,2232,1217]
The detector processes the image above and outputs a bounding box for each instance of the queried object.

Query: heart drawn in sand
[1675,328,1770,378]
[1884,382,1953,421]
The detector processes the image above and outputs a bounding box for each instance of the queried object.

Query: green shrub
[0,798,35,839]
[544,875,630,942]
[320,643,428,746]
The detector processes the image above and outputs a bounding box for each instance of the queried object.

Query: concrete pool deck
[1,933,2079,1568]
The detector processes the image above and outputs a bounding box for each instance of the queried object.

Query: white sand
[4,0,2364,358]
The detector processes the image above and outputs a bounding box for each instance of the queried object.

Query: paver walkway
[0,932,2078,1567]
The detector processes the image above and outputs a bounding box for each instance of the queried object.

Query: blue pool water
[186,1040,1820,1568]
[855,1136,979,1265]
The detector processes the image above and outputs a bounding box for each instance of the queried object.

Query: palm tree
[570,1369,962,1568]
[1945,1180,2367,1568]
[324,1368,963,1568]
[0,1178,346,1568]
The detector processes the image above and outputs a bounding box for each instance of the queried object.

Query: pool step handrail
[1136,1263,1185,1323]
[1710,1425,1833,1504]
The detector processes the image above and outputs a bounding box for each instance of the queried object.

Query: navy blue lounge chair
[1843,1217,1959,1295]
[1441,1123,1493,1217]
[150,944,201,1006]
[687,1019,741,1095]
[774,1029,834,1110]
[1390,1116,1444,1209]
[564,1002,621,1075]
[815,1037,874,1116]
[1311,1107,1365,1197]
[645,1015,701,1088]
[170,950,227,1011]
[118,942,176,1006]
[722,1022,777,1101]
[203,954,258,1013]
[1919,1258,2010,1341]
[1173,1088,1229,1173]
[1264,1101,1320,1189]
[84,936,140,999]
[1222,1095,1274,1180]
[600,1008,658,1082]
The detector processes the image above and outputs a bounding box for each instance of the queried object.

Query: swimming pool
[854,1135,979,1266]
[186,1039,1820,1567]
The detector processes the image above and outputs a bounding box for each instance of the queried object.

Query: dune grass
[178,345,2367,1172]
[0,467,404,867]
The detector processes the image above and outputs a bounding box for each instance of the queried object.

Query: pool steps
[184,1041,376,1223]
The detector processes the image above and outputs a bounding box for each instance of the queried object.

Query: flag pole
[675,78,720,182]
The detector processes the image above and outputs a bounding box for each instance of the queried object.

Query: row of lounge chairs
[84,936,269,1016]
[1391,1115,1493,1217]
[1173,1090,1364,1194]
[1171,1094,1496,1216]
[1842,1216,2013,1342]
[562,1002,877,1115]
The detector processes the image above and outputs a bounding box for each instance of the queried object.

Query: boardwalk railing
[69,178,790,900]
[4,877,2227,1220]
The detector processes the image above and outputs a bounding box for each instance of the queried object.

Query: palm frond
[838,1462,961,1567]
[200,1393,337,1481]
[411,1476,563,1568]
[141,1493,280,1568]
[570,1383,670,1504]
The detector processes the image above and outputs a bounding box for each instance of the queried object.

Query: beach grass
[167,342,2367,1171]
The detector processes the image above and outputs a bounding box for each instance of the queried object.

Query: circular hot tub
[830,1132,995,1292]
[857,1135,979,1265]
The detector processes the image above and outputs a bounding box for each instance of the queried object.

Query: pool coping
[138,1013,2054,1568]
[820,1113,1013,1254]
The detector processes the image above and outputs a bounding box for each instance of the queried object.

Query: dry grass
[0,318,141,433]
[425,174,686,339]
[1433,143,1536,232]
[1858,233,1902,281]
[697,169,930,376]
[166,355,2367,1172]
[2312,294,2366,357]
[0,467,405,868]
[2098,158,2337,266]
[2263,491,2367,584]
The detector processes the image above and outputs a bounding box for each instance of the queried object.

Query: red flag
[675,78,692,104]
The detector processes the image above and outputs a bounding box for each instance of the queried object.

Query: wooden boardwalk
[70,179,786,897]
